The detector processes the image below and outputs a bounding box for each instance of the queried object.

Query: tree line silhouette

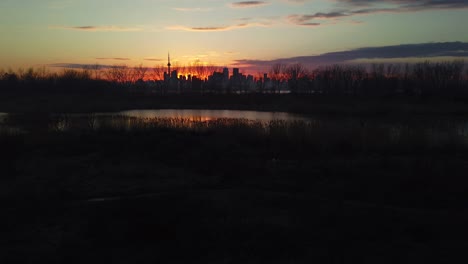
[1,60,467,97]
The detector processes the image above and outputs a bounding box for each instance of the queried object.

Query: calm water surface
[2,110,468,147]
[116,109,309,122]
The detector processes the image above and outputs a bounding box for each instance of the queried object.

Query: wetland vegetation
[2,112,468,262]
[2,61,468,262]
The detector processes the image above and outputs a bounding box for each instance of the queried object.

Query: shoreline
[1,93,468,117]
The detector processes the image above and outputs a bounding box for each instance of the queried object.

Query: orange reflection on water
[186,116,213,122]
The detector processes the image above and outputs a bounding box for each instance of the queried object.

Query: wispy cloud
[96,58,131,61]
[230,1,269,8]
[280,0,307,5]
[143,58,163,62]
[48,63,115,69]
[287,13,343,26]
[338,0,468,10]
[287,15,324,26]
[167,22,270,32]
[299,22,321,26]
[50,25,143,32]
[167,25,240,32]
[349,20,364,25]
[288,0,468,26]
[173,7,213,12]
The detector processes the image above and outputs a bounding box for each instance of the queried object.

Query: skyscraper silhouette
[167,53,171,77]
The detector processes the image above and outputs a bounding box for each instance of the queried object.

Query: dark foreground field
[1,116,468,263]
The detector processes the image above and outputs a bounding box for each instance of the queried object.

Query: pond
[0,109,309,134]
[2,109,468,148]
[116,109,309,122]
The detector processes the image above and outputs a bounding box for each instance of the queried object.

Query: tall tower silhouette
[167,52,171,75]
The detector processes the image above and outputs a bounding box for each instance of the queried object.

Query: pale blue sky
[1,0,468,70]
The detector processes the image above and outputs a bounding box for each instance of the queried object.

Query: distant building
[171,70,178,80]
[222,68,229,91]
[208,71,225,93]
[231,68,241,92]
[223,68,229,81]
[167,53,171,76]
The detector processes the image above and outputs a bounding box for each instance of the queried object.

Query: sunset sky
[1,0,468,72]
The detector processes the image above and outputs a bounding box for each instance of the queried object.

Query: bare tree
[385,64,400,78]
[370,64,385,79]
[206,64,220,76]
[104,65,130,83]
[178,64,187,78]
[171,62,181,75]
[465,65,468,80]
[285,63,307,93]
[269,63,286,93]
[192,60,209,79]
[285,63,307,80]
[84,64,102,80]
[151,64,166,81]
[350,65,367,95]
[19,68,37,83]
[130,64,148,83]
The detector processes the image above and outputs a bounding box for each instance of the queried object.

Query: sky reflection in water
[118,109,309,122]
